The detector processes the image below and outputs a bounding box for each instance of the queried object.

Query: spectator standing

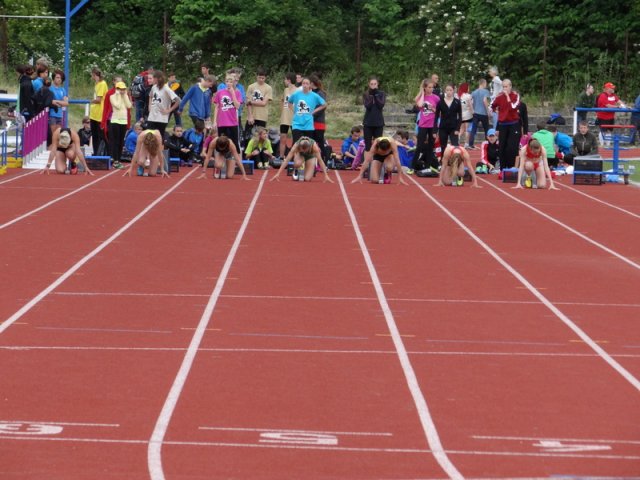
[309,74,327,161]
[246,68,273,131]
[147,70,179,138]
[168,72,185,127]
[287,77,326,143]
[213,74,244,151]
[596,82,623,144]
[630,91,640,145]
[17,65,35,122]
[458,82,473,148]
[32,65,49,94]
[488,66,502,128]
[179,75,215,127]
[490,79,521,170]
[468,78,491,148]
[362,76,386,153]
[413,79,441,172]
[431,73,443,99]
[108,81,132,169]
[576,83,595,123]
[89,68,109,154]
[279,72,298,158]
[130,67,152,122]
[49,70,68,134]
[435,84,462,159]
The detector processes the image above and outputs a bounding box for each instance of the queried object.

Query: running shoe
[406,168,414,175]
[292,169,299,181]
[384,172,392,184]
[257,162,263,169]
[524,176,532,188]
[213,168,221,179]
[429,166,440,174]
[70,162,78,175]
[456,176,464,187]
[112,161,124,170]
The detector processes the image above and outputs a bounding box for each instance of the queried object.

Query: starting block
[573,157,603,185]
[235,160,254,175]
[286,161,316,180]
[168,156,180,173]
[85,156,111,170]
[501,167,519,183]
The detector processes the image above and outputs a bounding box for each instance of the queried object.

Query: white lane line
[0,170,119,231]
[559,182,640,220]
[147,171,268,480]
[410,176,640,393]
[51,291,640,308]
[2,435,639,460]
[35,326,173,334]
[198,426,393,436]
[337,172,464,480]
[479,177,640,271]
[0,168,199,335]
[1,345,639,359]
[0,420,119,427]
[0,169,38,185]
[472,435,640,445]
[228,332,369,340]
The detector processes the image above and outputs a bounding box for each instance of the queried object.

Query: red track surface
[0,162,638,479]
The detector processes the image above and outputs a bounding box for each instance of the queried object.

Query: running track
[0,161,638,479]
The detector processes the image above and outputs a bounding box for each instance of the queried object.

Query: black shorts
[372,153,392,162]
[280,124,291,135]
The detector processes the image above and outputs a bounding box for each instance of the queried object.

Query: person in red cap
[596,82,623,143]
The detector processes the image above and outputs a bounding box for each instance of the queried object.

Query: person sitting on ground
[164,125,192,166]
[436,145,479,187]
[514,138,558,190]
[394,129,415,170]
[198,135,250,180]
[245,127,274,170]
[124,122,143,158]
[123,130,169,177]
[564,121,598,166]
[341,126,362,166]
[479,128,499,173]
[41,128,94,175]
[271,136,333,182]
[182,119,206,164]
[351,136,408,185]
[532,122,559,168]
[77,116,92,150]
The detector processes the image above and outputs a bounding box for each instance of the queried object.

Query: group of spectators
[16,59,640,176]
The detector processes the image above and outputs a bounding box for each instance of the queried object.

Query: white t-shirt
[148,85,178,123]
[460,93,473,121]
[491,76,502,100]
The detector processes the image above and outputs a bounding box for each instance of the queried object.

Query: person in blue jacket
[178,75,215,126]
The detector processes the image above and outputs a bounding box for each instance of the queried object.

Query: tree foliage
[2,0,639,100]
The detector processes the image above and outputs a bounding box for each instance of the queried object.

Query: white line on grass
[337,172,464,480]
[0,170,119,231]
[559,182,640,220]
[147,171,268,480]
[0,168,199,335]
[410,176,640,393]
[479,177,640,271]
